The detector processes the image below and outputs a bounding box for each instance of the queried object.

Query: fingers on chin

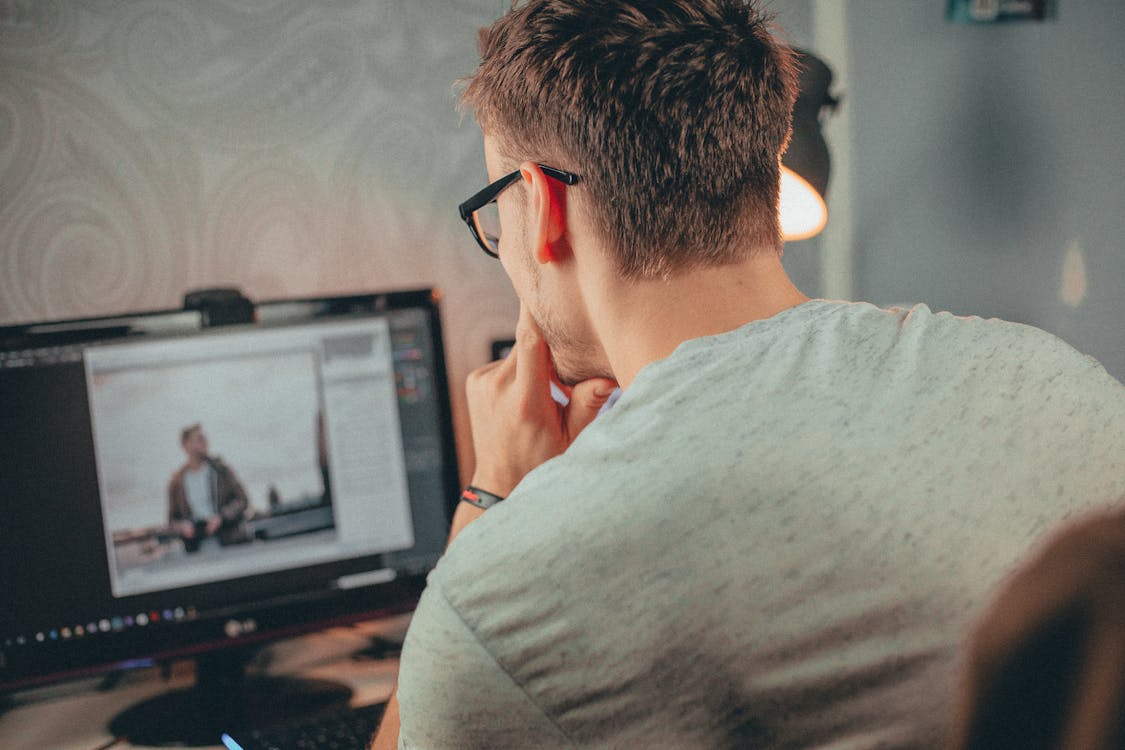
[467,356,516,397]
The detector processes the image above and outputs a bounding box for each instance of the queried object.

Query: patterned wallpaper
[0,0,516,478]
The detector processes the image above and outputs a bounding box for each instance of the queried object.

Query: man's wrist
[459,485,506,510]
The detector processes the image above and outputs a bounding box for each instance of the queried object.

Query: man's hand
[176,521,196,539]
[466,305,617,497]
[205,516,222,536]
[372,308,614,750]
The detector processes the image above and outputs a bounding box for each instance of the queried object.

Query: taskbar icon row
[4,606,198,649]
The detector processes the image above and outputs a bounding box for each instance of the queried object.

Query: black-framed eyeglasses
[457,165,580,258]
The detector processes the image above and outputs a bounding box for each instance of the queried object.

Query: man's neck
[587,251,808,389]
[186,456,206,471]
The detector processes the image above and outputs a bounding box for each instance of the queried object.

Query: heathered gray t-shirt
[397,300,1125,749]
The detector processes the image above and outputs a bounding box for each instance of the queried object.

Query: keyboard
[220,700,387,750]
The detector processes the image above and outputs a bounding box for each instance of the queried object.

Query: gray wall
[841,1,1125,380]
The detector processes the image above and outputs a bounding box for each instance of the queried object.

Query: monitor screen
[0,290,457,702]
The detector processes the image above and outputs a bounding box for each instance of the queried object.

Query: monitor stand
[107,646,352,747]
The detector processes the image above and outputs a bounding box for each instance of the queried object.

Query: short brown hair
[180,423,202,444]
[460,0,798,279]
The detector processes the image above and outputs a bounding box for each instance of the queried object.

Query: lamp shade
[780,49,836,241]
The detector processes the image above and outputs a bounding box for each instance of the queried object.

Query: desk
[0,616,407,750]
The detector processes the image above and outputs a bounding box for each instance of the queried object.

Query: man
[374,1,1125,746]
[167,423,250,552]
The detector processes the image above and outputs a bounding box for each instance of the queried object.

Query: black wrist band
[460,485,506,510]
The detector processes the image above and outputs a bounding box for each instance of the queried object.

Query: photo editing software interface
[0,290,458,695]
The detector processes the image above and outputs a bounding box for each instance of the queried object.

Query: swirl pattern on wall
[0,69,187,319]
[0,0,77,60]
[205,151,327,297]
[111,4,365,150]
[0,71,47,213]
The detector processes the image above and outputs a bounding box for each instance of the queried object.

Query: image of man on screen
[167,423,250,553]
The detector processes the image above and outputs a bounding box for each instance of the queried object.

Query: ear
[520,162,570,265]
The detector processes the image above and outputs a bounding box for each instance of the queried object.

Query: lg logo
[223,618,258,638]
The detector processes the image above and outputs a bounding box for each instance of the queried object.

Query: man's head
[180,423,208,461]
[461,0,799,280]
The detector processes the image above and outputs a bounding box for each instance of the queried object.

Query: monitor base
[107,650,352,747]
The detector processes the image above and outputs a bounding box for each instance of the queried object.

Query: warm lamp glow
[779,166,828,242]
[778,48,836,243]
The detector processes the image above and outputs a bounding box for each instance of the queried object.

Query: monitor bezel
[0,288,458,694]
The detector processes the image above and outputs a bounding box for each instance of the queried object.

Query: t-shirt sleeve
[395,579,573,750]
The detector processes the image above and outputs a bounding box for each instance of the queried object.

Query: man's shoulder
[431,462,623,607]
[437,490,582,571]
[800,301,1114,386]
[660,300,1103,378]
[915,307,1117,388]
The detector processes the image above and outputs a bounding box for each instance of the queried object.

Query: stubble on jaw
[524,261,611,387]
[541,323,611,387]
[510,189,612,387]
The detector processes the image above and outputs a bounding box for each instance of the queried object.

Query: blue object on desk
[220,700,387,750]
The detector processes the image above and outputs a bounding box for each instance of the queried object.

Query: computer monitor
[0,289,459,745]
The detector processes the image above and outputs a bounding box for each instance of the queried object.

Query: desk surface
[0,616,407,750]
